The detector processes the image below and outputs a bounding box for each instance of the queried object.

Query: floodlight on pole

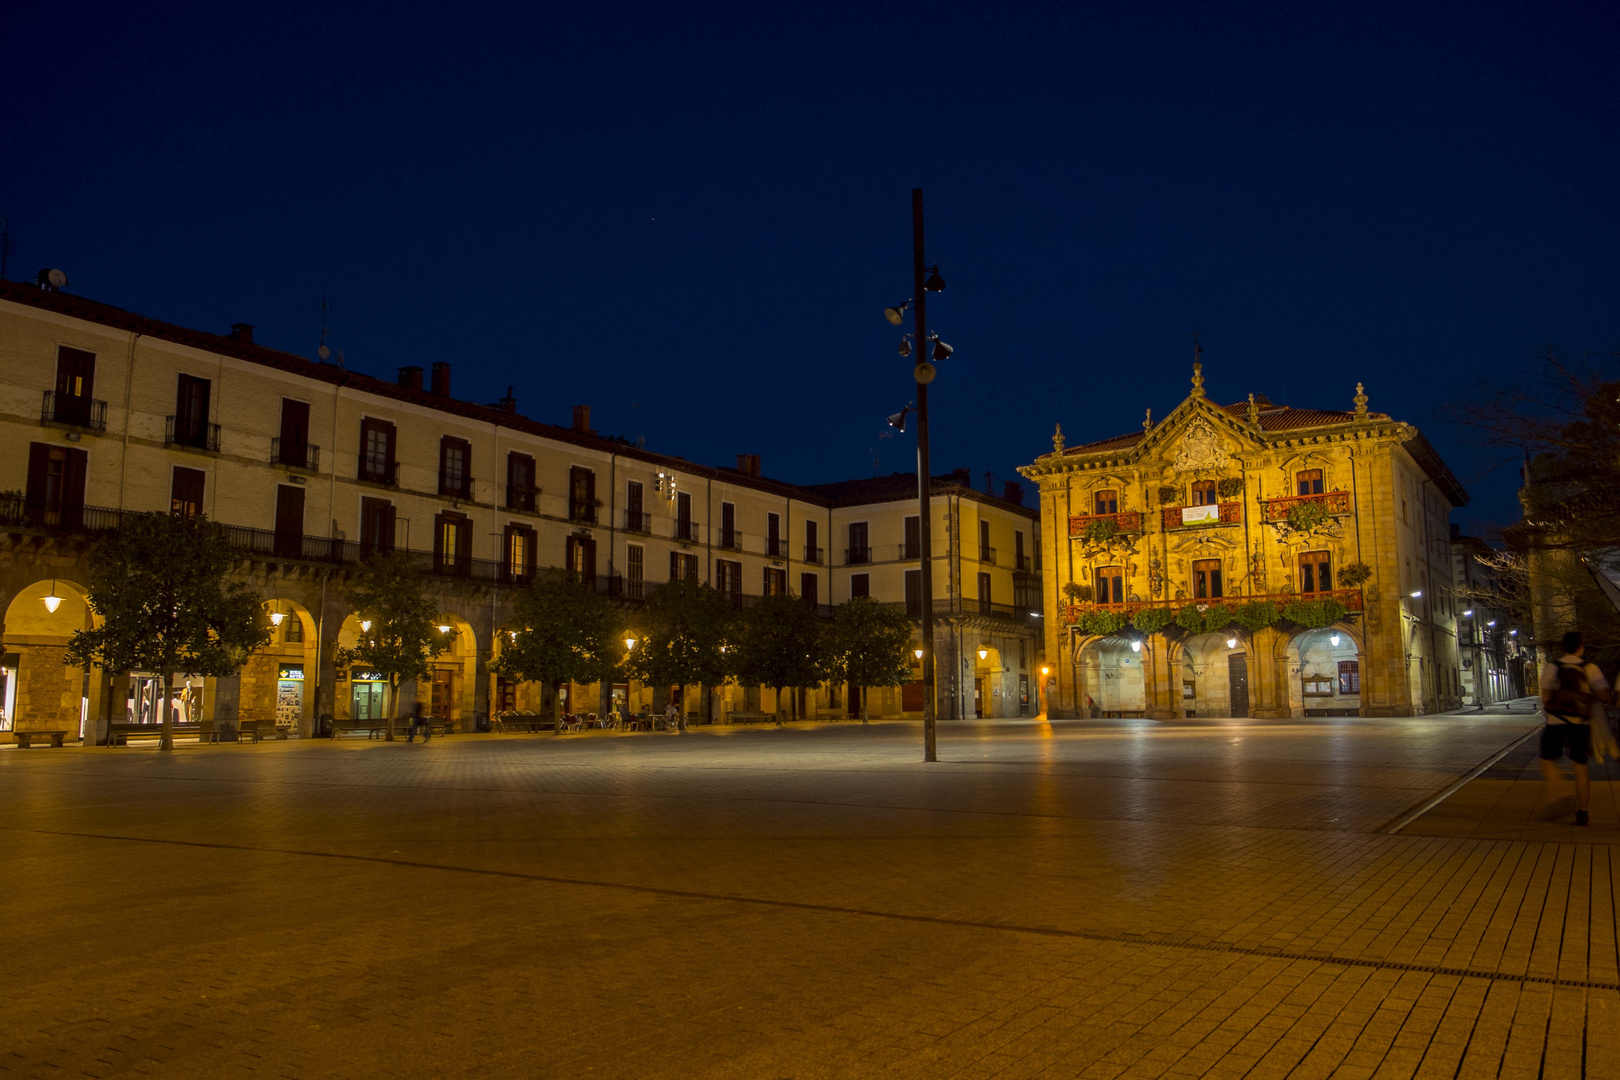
[883,300,911,326]
[887,403,914,432]
[923,265,946,292]
[898,334,913,358]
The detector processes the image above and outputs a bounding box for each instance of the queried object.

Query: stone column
[1248,626,1293,718]
[1143,635,1178,719]
[211,673,242,742]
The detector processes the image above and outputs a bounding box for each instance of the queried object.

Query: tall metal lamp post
[883,188,950,762]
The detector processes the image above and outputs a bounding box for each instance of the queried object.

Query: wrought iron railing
[166,415,220,451]
[979,545,997,565]
[1261,491,1352,521]
[271,438,320,471]
[505,484,538,512]
[804,545,824,564]
[846,546,872,565]
[1064,588,1365,626]
[42,391,107,431]
[1163,501,1243,529]
[624,509,650,533]
[1068,510,1142,536]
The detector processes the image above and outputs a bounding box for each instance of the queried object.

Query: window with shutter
[439,437,471,498]
[800,573,818,606]
[763,567,785,596]
[506,453,536,511]
[978,572,993,615]
[850,574,870,599]
[904,516,920,559]
[1193,558,1223,599]
[1095,565,1124,604]
[360,419,396,483]
[627,544,645,599]
[1300,550,1332,594]
[1297,469,1324,496]
[1094,489,1118,515]
[1191,479,1216,506]
[170,467,206,518]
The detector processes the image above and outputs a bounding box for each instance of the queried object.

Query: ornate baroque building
[1019,357,1467,719]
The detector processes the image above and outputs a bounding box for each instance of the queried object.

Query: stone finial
[1354,382,1369,419]
[1191,353,1205,398]
[1052,423,1066,454]
[1143,408,1153,432]
[1247,393,1259,426]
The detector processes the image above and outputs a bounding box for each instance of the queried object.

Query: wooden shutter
[170,467,206,517]
[25,443,51,511]
[280,399,310,448]
[62,447,87,514]
[275,485,305,557]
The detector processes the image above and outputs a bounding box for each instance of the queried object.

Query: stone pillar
[1143,635,1178,719]
[211,673,242,742]
[1248,626,1292,718]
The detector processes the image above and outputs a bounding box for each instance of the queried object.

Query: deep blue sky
[6,1,1616,534]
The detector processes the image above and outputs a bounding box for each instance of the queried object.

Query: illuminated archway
[2,579,96,741]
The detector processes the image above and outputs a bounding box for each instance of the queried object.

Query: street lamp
[437,623,451,634]
[977,647,988,661]
[624,635,638,651]
[360,619,372,632]
[42,580,63,614]
[885,188,948,763]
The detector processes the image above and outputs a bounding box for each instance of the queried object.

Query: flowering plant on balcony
[1157,485,1181,505]
[1217,477,1246,499]
[1232,600,1281,632]
[1062,581,1092,602]
[1280,597,1348,629]
[1081,517,1119,545]
[1131,607,1175,635]
[1074,609,1128,637]
[1175,603,1233,635]
[1337,561,1373,587]
[1286,499,1330,533]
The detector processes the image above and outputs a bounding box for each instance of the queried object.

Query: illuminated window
[1296,469,1324,496]
[1190,479,1216,506]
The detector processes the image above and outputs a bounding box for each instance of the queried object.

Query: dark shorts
[1540,722,1590,765]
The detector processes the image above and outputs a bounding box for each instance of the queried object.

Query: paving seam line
[10,823,1615,993]
[1377,722,1543,835]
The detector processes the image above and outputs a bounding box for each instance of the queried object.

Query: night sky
[6,1,1615,534]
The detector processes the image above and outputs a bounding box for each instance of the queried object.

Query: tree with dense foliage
[625,578,736,723]
[1450,354,1620,654]
[732,593,829,721]
[494,573,626,721]
[65,512,271,750]
[825,597,915,721]
[334,553,453,740]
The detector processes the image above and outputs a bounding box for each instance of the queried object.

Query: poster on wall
[276,664,304,729]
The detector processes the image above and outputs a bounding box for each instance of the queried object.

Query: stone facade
[1019,357,1467,719]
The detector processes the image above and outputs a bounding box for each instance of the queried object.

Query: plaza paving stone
[4,707,1615,1078]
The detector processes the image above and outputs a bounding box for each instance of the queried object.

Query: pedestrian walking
[1539,631,1608,825]
[407,701,431,743]
[664,701,679,732]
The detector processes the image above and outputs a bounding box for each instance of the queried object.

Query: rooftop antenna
[316,294,332,362]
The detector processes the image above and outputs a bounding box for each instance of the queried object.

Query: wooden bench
[726,711,772,726]
[108,722,213,745]
[14,729,70,748]
[332,718,394,739]
[496,715,557,733]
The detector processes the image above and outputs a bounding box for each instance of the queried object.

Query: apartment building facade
[0,280,1041,740]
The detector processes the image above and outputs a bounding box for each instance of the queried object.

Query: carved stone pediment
[1171,417,1230,474]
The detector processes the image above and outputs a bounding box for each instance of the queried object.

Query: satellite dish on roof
[317,344,330,361]
[37,268,68,290]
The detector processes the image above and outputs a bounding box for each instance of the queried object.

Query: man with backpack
[1539,631,1609,825]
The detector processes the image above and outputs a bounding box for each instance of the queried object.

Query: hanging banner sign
[1181,503,1220,524]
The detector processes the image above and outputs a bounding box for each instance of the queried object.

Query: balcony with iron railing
[901,541,921,560]
[271,438,320,471]
[624,509,651,533]
[1162,501,1243,529]
[1063,588,1365,626]
[846,546,872,565]
[1261,490,1352,521]
[568,500,598,525]
[1015,554,1034,573]
[979,545,997,565]
[719,530,743,552]
[1068,510,1143,536]
[766,537,786,558]
[41,391,107,431]
[804,545,824,564]
[358,456,398,486]
[505,484,538,513]
[675,519,700,543]
[166,415,220,452]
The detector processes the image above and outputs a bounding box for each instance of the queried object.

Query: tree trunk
[552,679,563,735]
[385,676,397,741]
[160,670,175,751]
[860,685,869,723]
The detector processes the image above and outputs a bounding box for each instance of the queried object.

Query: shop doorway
[974,678,985,718]
[275,664,304,732]
[351,678,387,721]
[431,667,459,720]
[1228,654,1250,717]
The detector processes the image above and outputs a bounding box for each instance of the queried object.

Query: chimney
[430,362,451,397]
[229,323,254,344]
[1002,480,1024,506]
[571,405,591,433]
[398,366,424,391]
[736,454,760,477]
[498,385,517,414]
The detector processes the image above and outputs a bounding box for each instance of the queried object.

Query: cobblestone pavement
[7,708,1616,1079]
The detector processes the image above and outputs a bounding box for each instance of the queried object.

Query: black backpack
[1547,661,1594,721]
